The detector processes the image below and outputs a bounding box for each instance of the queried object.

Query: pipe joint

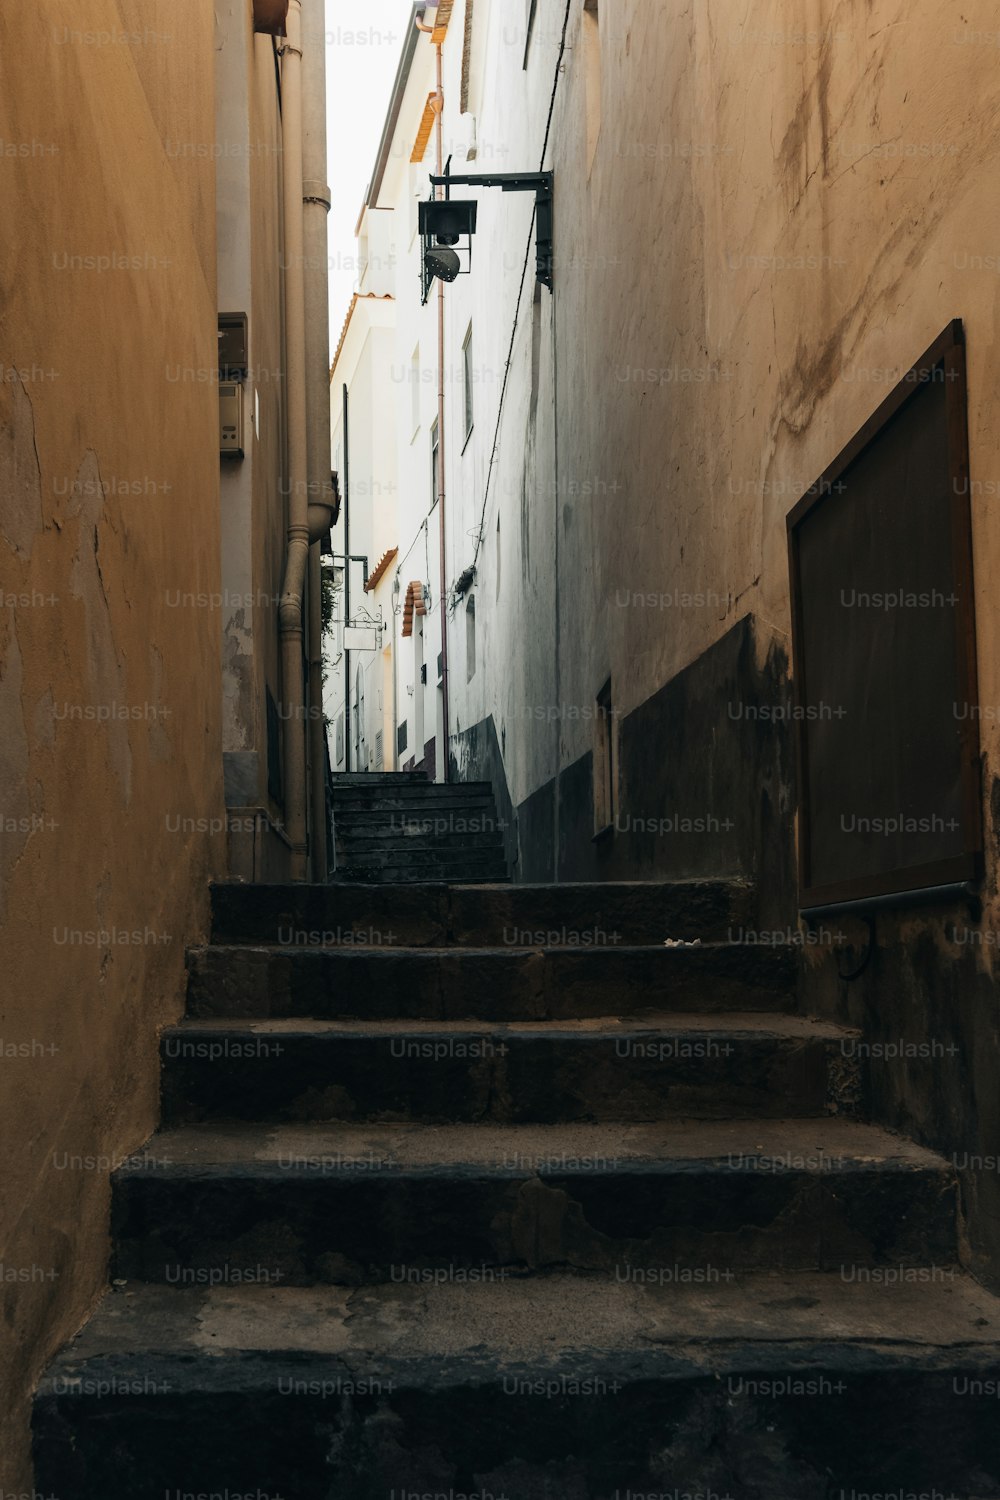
[303,180,332,212]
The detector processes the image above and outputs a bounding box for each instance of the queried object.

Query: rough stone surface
[186,938,797,1020]
[159,1013,853,1125]
[111,1118,958,1285]
[33,1275,1000,1498]
[331,774,509,885]
[209,876,759,945]
[31,876,1000,1494]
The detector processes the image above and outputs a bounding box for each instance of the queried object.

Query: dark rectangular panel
[788,321,981,910]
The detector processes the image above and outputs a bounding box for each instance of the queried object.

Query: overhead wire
[454,0,574,605]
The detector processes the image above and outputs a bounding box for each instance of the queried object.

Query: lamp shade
[419,199,479,247]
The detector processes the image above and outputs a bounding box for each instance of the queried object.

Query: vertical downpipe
[277,0,309,880]
[302,0,334,876]
[434,39,451,783]
[343,382,351,772]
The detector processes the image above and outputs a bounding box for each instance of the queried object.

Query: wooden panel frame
[787,320,982,912]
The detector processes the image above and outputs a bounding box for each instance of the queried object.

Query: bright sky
[325,0,414,345]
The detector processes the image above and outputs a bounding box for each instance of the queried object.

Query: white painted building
[331,0,1000,918]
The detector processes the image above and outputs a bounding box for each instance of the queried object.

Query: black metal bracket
[331,551,369,588]
[429,169,555,292]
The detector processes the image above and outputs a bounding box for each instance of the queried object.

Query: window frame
[466,592,477,682]
[430,417,440,507]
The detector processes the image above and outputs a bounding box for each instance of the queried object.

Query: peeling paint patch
[33,690,55,752]
[222,607,254,749]
[148,645,173,763]
[0,373,44,561]
[68,451,133,804]
[0,625,31,919]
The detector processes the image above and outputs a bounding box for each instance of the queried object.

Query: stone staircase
[32,878,1000,1497]
[330,771,509,884]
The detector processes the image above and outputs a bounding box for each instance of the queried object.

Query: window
[583,0,602,176]
[430,418,440,505]
[411,346,420,437]
[593,679,615,837]
[466,594,477,681]
[462,323,474,439]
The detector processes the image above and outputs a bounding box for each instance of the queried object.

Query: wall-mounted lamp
[421,163,554,304]
[419,199,478,294]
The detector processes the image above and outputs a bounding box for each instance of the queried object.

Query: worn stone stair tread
[333,779,494,790]
[165,1011,853,1038]
[40,1272,1000,1378]
[332,771,432,783]
[332,870,512,876]
[215,877,751,889]
[332,842,506,855]
[190,940,791,957]
[331,796,500,810]
[209,877,758,945]
[118,1116,949,1176]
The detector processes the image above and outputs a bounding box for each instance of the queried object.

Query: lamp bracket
[425,167,555,294]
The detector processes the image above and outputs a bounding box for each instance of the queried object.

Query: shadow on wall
[449,714,520,878]
[451,615,796,913]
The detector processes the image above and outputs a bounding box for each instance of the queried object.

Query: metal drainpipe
[307,548,324,874]
[391,580,400,770]
[343,382,351,772]
[302,0,333,877]
[433,39,450,782]
[277,0,332,876]
[417,12,450,784]
[277,0,309,880]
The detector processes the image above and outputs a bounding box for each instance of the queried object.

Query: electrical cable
[457,0,573,595]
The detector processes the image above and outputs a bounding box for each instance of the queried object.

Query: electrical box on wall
[220,383,244,459]
[218,312,249,380]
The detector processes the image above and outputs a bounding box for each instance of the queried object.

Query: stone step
[209,878,759,947]
[334,808,500,824]
[111,1118,957,1286]
[332,804,500,828]
[334,822,506,846]
[332,771,429,785]
[33,1272,1000,1497]
[332,839,507,864]
[332,781,494,804]
[329,862,511,885]
[186,943,797,1021]
[159,1014,857,1126]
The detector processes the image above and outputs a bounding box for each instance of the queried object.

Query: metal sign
[344,625,379,652]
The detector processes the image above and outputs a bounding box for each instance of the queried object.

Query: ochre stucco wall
[0,1,225,1482]
[543,0,1000,763]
